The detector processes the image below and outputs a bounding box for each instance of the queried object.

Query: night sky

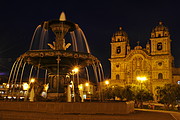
[0,0,180,78]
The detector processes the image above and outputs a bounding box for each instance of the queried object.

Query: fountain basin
[0,101,134,116]
[19,49,100,75]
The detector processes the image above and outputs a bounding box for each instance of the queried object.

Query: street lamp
[85,82,90,97]
[104,80,109,85]
[78,84,84,102]
[30,78,35,83]
[72,67,79,84]
[71,67,79,102]
[85,82,89,87]
[72,67,79,74]
[23,82,29,101]
[23,83,29,91]
[136,76,147,108]
[137,76,147,82]
[136,76,147,89]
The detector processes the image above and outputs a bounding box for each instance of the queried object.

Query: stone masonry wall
[0,101,134,120]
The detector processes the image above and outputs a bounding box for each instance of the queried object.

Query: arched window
[158,73,163,79]
[116,74,120,80]
[157,42,162,50]
[116,46,121,54]
[158,34,161,37]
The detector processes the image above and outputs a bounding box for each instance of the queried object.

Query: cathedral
[109,22,180,94]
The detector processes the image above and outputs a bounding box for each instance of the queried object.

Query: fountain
[0,12,134,119]
[7,12,104,102]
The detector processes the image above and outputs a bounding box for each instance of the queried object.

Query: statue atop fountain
[46,12,75,50]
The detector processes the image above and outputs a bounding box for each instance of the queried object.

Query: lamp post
[104,80,109,87]
[136,76,147,108]
[85,82,89,94]
[85,82,89,87]
[78,84,84,102]
[30,78,35,83]
[72,67,79,74]
[23,83,29,91]
[72,67,79,102]
[136,76,147,90]
[23,82,29,101]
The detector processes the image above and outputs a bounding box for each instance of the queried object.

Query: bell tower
[150,22,173,93]
[150,22,171,55]
[109,27,130,82]
[111,27,130,58]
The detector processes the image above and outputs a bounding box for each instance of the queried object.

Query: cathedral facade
[109,22,180,94]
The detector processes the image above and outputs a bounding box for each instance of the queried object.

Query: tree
[102,84,153,105]
[134,89,153,108]
[128,85,153,108]
[112,85,124,100]
[156,84,180,110]
[103,87,113,100]
[102,85,124,101]
[122,85,134,101]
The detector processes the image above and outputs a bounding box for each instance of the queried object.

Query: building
[109,22,180,94]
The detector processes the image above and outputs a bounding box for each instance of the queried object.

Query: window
[116,64,119,68]
[158,73,163,79]
[158,34,161,37]
[116,46,121,54]
[116,74,120,80]
[158,62,162,66]
[157,42,162,50]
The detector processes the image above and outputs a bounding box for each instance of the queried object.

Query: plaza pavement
[135,108,180,120]
[0,109,179,120]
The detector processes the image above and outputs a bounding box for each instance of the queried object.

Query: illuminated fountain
[0,13,134,118]
[7,12,104,102]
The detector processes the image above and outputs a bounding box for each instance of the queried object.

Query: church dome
[151,22,169,38]
[134,45,142,50]
[114,27,128,36]
[112,27,129,42]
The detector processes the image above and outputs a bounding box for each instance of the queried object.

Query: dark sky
[0,0,180,78]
